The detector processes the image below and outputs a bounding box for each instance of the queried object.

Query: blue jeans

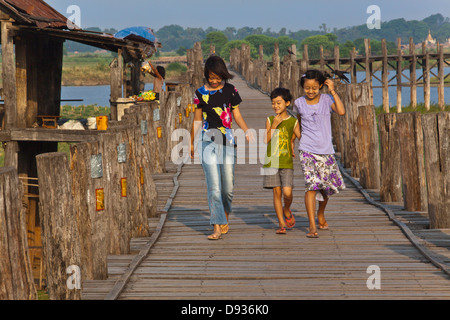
[199,140,236,225]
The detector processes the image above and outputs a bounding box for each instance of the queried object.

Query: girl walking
[293,70,346,238]
[190,55,252,240]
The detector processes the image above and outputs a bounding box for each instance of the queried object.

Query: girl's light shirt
[293,94,335,155]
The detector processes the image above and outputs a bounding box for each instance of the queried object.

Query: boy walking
[263,88,301,234]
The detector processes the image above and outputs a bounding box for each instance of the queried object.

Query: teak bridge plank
[82,71,450,300]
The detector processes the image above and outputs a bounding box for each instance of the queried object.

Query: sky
[45,0,450,32]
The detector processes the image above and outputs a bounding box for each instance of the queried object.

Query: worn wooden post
[378,113,403,202]
[396,113,427,211]
[409,38,417,109]
[319,45,325,72]
[356,105,380,190]
[338,83,371,176]
[381,39,390,113]
[36,153,82,300]
[0,167,37,300]
[193,42,203,89]
[272,42,280,91]
[110,49,123,121]
[422,112,450,228]
[334,45,340,75]
[350,48,356,84]
[396,38,402,112]
[438,44,445,111]
[364,39,373,105]
[290,44,299,99]
[422,43,430,111]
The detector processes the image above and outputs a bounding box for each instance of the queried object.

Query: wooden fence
[32,85,194,300]
[0,167,36,300]
[230,38,450,112]
[229,42,449,229]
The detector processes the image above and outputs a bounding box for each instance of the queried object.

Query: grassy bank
[62,52,187,86]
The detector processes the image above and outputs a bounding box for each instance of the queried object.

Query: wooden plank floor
[82,72,450,300]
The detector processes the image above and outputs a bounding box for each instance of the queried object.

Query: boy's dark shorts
[262,168,294,189]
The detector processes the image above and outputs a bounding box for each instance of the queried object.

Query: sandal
[306,229,319,238]
[318,224,329,230]
[221,224,229,234]
[207,232,222,240]
[285,210,296,228]
[276,227,287,234]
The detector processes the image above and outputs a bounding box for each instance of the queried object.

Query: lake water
[61,68,450,108]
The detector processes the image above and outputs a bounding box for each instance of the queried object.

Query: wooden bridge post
[364,39,373,105]
[290,44,299,99]
[396,113,428,211]
[422,43,430,111]
[350,48,357,84]
[0,167,37,300]
[438,44,445,111]
[381,39,390,113]
[422,112,450,228]
[396,38,403,112]
[193,42,203,89]
[356,105,380,189]
[378,113,403,202]
[272,42,280,91]
[319,45,325,72]
[36,152,82,300]
[409,38,417,109]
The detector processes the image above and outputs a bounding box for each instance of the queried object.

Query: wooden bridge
[81,72,450,300]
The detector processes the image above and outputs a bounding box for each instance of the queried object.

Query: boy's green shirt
[263,115,298,169]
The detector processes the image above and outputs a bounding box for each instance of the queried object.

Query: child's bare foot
[317,213,328,230]
[284,209,296,228]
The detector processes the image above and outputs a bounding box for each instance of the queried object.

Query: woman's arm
[190,108,203,159]
[232,106,254,142]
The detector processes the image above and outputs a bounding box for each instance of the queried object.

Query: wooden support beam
[409,38,417,109]
[364,39,373,105]
[422,43,430,111]
[438,44,445,110]
[381,39,389,112]
[396,38,402,112]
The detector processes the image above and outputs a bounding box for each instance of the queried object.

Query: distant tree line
[64,14,450,59]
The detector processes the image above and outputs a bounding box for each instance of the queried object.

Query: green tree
[202,31,228,56]
[301,35,334,59]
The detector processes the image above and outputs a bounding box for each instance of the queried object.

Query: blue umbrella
[114,26,157,45]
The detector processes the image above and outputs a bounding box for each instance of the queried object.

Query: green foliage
[202,32,228,56]
[166,62,187,73]
[60,104,110,120]
[301,35,334,59]
[375,103,450,116]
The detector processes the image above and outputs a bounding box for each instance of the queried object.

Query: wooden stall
[0,0,161,293]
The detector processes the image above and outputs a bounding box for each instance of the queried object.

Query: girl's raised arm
[325,79,345,116]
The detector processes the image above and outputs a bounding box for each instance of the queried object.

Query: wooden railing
[33,85,193,300]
